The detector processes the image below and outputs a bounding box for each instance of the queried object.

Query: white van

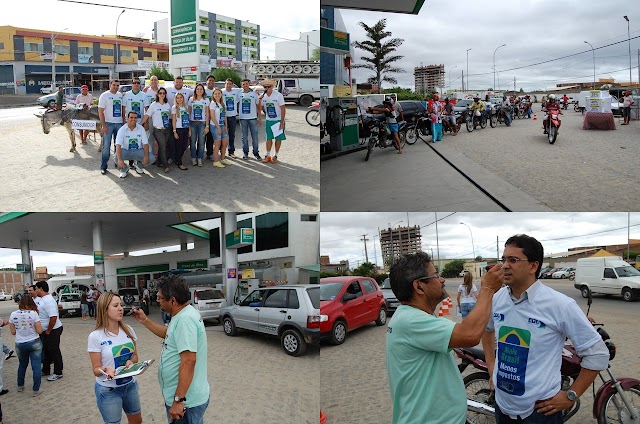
[574,257,640,301]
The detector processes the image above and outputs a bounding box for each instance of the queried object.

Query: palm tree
[352,19,405,92]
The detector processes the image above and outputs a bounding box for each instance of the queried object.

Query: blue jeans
[119,149,156,167]
[16,338,42,392]
[240,118,259,156]
[165,398,209,424]
[460,302,476,318]
[95,381,141,424]
[495,402,563,423]
[227,116,237,153]
[101,122,123,170]
[190,122,206,160]
[504,111,512,126]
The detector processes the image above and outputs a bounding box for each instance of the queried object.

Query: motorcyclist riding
[468,96,486,126]
[542,94,562,134]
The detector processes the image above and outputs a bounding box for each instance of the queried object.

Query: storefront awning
[321,0,425,14]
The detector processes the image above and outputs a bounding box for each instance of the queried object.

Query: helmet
[549,94,556,100]
[473,96,480,100]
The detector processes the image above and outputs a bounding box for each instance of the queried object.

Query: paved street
[321,109,639,212]
[0,105,319,212]
[320,278,640,424]
[0,303,319,424]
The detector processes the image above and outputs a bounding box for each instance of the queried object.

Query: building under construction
[414,64,445,94]
[380,225,422,266]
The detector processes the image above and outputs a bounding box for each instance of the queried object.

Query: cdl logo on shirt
[493,313,505,322]
[528,318,546,329]
[100,340,113,346]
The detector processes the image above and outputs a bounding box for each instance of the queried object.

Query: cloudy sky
[338,0,639,91]
[0,0,318,60]
[320,212,640,268]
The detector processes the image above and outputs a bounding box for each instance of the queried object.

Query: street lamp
[50,27,68,93]
[449,65,458,89]
[584,41,596,90]
[459,222,476,262]
[115,9,126,79]
[466,48,472,92]
[624,16,632,88]
[493,44,506,92]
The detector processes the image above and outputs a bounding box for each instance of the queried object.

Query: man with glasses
[386,252,504,424]
[482,234,609,423]
[132,275,209,423]
[98,79,124,175]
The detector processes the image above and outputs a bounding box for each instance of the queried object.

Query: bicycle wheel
[597,384,640,424]
[364,137,375,161]
[404,126,418,145]
[305,109,320,127]
[464,372,495,424]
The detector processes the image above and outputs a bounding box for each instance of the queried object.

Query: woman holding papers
[88,292,143,424]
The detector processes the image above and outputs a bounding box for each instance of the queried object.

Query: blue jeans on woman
[16,338,42,392]
[190,122,206,160]
[95,381,141,424]
[460,302,476,318]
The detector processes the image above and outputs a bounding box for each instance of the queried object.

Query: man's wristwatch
[174,395,187,403]
[566,389,578,402]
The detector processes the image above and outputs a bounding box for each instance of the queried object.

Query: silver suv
[118,287,141,313]
[219,284,321,357]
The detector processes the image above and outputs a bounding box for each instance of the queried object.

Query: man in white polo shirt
[221,78,240,158]
[98,79,124,174]
[238,78,262,160]
[35,280,64,381]
[482,234,609,423]
[115,111,156,178]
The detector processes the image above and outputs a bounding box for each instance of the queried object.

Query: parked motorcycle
[363,117,406,161]
[404,112,432,145]
[544,109,561,144]
[455,292,640,423]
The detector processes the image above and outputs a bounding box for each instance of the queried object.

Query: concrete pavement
[0,304,319,424]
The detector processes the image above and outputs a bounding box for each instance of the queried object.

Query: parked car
[459,270,470,277]
[610,95,622,116]
[380,278,399,314]
[219,284,320,357]
[58,292,82,317]
[118,84,133,95]
[118,287,141,314]
[0,291,12,301]
[189,286,227,323]
[552,267,576,279]
[13,291,27,303]
[320,276,387,346]
[540,268,560,279]
[40,86,54,94]
[37,86,84,108]
[453,99,475,113]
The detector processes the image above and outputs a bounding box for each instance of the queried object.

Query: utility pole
[462,70,465,92]
[435,213,441,272]
[307,34,310,60]
[514,77,516,93]
[361,234,370,263]
[496,236,500,262]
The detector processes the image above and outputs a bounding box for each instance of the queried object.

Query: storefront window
[256,212,288,252]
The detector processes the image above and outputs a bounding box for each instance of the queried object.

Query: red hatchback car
[320,276,387,345]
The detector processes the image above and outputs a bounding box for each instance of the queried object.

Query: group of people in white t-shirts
[97,73,287,178]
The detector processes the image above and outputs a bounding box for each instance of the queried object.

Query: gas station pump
[323,84,359,152]
[234,278,260,303]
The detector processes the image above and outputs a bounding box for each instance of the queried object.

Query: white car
[552,267,576,279]
[0,292,12,301]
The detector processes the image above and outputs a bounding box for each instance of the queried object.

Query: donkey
[38,106,102,153]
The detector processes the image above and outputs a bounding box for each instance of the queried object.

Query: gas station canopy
[320,0,425,14]
[0,213,225,256]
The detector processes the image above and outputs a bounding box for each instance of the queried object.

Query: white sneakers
[134,162,144,174]
[192,158,197,166]
[119,165,129,179]
[197,158,203,167]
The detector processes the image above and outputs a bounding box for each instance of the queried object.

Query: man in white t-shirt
[482,234,609,422]
[35,280,64,381]
[75,85,94,145]
[115,111,155,178]
[87,284,96,318]
[238,79,262,160]
[260,80,286,164]
[98,79,124,174]
[221,78,240,157]
[166,76,194,108]
[142,75,160,105]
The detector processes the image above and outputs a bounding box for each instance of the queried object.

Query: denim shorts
[211,124,228,141]
[388,123,399,133]
[81,304,88,313]
[95,380,141,424]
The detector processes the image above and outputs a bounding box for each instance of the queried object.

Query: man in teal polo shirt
[386,252,503,424]
[132,275,209,423]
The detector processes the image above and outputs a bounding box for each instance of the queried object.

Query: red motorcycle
[455,292,640,423]
[543,107,562,144]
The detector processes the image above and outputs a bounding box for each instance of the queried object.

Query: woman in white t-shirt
[457,272,478,318]
[141,87,171,173]
[209,88,232,169]
[171,92,191,171]
[9,296,43,395]
[88,292,142,424]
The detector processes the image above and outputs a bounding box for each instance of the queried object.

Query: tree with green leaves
[147,65,174,81]
[441,259,465,279]
[353,262,377,277]
[352,19,405,92]
[213,68,241,88]
[310,47,320,61]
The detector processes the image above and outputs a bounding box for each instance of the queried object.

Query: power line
[57,0,166,13]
